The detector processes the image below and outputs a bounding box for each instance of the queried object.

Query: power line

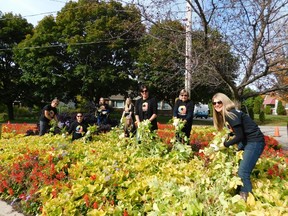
[0,38,141,51]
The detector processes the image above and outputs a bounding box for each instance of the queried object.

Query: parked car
[194,103,209,119]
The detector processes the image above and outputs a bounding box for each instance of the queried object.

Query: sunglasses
[141,90,148,93]
[212,101,223,105]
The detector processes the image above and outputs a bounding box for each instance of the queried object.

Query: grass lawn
[254,114,288,126]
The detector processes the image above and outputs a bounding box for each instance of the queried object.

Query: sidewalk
[259,126,288,150]
[0,201,24,216]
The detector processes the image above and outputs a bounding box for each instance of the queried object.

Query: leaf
[247,192,256,207]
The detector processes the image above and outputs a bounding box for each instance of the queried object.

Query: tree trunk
[6,102,14,120]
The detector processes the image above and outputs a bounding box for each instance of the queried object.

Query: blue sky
[0,0,73,26]
[1,0,188,26]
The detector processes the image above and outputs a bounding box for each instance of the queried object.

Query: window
[113,100,124,108]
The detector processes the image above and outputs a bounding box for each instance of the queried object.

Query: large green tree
[0,12,33,120]
[14,0,144,104]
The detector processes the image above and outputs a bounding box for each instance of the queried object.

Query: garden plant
[0,120,287,215]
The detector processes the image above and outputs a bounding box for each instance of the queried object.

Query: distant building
[109,94,172,116]
[263,93,287,115]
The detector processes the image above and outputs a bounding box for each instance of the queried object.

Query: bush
[0,113,8,121]
[276,101,286,115]
[253,96,263,114]
[259,110,265,123]
[14,107,30,118]
[265,106,271,115]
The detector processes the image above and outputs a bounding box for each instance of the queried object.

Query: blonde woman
[121,97,135,137]
[212,92,265,201]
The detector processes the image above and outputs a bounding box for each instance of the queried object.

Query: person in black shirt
[212,92,265,201]
[39,98,59,136]
[135,85,158,131]
[67,112,88,141]
[173,89,194,144]
[95,97,110,125]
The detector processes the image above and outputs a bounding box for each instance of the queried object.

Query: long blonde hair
[124,98,133,112]
[212,93,236,131]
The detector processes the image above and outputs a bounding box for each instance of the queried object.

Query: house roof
[263,97,276,105]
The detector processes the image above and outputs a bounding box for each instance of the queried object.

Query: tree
[276,101,286,115]
[136,20,186,105]
[136,20,235,105]
[253,96,264,115]
[0,12,33,120]
[209,0,288,100]
[132,0,288,102]
[14,0,145,104]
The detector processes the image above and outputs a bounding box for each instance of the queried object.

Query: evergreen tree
[277,101,286,115]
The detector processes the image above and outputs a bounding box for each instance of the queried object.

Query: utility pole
[185,1,192,94]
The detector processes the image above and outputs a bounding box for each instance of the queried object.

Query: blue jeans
[238,141,265,193]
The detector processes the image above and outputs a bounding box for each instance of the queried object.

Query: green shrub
[253,96,263,114]
[264,106,271,115]
[259,110,265,123]
[14,107,35,118]
[0,113,8,121]
[276,101,286,115]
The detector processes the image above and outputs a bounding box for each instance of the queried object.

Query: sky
[0,0,73,26]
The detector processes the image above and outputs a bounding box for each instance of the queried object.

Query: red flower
[83,194,89,207]
[8,188,14,195]
[123,209,129,216]
[2,180,9,188]
[93,202,98,209]
[19,193,26,200]
[52,189,57,198]
[90,175,97,181]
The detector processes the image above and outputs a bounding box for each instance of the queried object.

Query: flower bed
[0,123,287,215]
[1,122,38,135]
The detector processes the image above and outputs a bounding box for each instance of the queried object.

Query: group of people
[39,97,110,140]
[39,86,265,202]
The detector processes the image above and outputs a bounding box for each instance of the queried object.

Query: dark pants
[182,123,192,140]
[39,120,49,136]
[97,115,108,125]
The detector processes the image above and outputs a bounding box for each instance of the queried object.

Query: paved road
[259,126,288,150]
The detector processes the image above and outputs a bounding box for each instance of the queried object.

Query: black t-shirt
[173,99,194,124]
[40,104,58,123]
[226,109,264,145]
[135,97,158,130]
[68,121,88,141]
[124,104,134,115]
